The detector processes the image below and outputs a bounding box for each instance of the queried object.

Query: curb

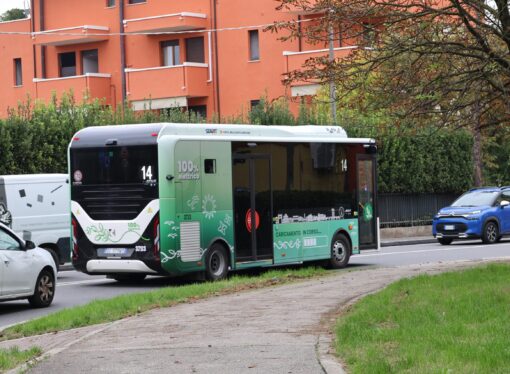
[381,238,436,247]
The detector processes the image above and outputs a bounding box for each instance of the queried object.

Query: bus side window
[205,159,216,174]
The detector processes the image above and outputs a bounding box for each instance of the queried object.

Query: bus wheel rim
[332,241,346,262]
[210,252,224,275]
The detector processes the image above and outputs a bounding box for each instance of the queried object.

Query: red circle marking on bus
[245,209,260,232]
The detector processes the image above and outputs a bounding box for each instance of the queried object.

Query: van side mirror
[25,240,36,250]
[500,200,510,207]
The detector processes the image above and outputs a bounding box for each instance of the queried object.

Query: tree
[272,0,510,186]
[1,8,27,21]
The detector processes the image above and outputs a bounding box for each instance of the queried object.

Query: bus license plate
[444,225,455,230]
[98,248,129,257]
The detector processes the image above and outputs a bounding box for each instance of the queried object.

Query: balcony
[283,46,358,96]
[33,74,112,104]
[126,63,210,110]
[123,12,207,33]
[33,25,109,46]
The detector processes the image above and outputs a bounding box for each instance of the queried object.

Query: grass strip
[0,346,41,371]
[336,263,510,373]
[1,266,327,341]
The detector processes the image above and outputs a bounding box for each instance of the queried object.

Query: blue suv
[433,187,510,245]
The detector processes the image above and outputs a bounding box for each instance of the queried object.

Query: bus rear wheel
[330,234,351,269]
[205,244,228,281]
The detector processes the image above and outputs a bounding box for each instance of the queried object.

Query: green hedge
[0,96,473,194]
[346,124,473,194]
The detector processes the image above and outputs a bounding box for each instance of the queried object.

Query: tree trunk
[472,101,483,187]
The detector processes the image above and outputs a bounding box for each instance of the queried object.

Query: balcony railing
[33,25,109,46]
[123,12,207,33]
[125,63,210,110]
[283,46,358,96]
[283,46,358,73]
[33,73,112,104]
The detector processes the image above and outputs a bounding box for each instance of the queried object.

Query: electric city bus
[69,123,377,282]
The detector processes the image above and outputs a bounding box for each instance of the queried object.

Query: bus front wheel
[205,244,229,281]
[330,234,351,269]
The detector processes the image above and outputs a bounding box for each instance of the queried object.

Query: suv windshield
[451,190,499,207]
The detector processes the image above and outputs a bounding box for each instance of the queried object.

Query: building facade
[0,0,356,119]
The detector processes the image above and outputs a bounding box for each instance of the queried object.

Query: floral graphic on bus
[274,239,302,250]
[202,194,217,219]
[85,223,141,243]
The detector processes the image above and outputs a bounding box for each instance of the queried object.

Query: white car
[0,223,56,307]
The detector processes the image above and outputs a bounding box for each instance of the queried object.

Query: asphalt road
[1,239,509,330]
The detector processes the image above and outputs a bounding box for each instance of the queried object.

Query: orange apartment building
[0,0,358,120]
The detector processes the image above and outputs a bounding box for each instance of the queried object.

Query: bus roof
[70,123,376,148]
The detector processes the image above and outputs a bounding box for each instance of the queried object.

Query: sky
[0,0,29,15]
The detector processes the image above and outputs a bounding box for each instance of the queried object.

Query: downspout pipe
[39,0,46,78]
[212,0,221,119]
[120,0,127,106]
[30,0,36,79]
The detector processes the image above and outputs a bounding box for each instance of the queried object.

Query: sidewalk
[2,260,490,374]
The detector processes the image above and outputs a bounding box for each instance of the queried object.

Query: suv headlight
[462,210,482,219]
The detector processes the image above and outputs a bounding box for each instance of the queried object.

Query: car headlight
[462,210,482,218]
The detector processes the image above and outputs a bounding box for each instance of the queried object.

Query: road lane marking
[58,278,113,287]
[356,245,510,257]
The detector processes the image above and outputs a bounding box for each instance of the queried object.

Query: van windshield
[70,145,158,186]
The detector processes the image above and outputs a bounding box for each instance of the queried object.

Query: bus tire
[111,274,147,283]
[205,243,228,281]
[330,234,351,269]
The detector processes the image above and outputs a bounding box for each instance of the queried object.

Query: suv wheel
[482,221,499,244]
[437,238,453,245]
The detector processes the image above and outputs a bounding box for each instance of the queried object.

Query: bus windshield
[70,145,158,186]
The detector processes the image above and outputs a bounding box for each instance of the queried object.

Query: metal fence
[378,193,459,228]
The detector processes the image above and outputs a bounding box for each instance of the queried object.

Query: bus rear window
[71,146,158,186]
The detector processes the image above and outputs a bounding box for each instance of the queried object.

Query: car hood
[439,205,491,215]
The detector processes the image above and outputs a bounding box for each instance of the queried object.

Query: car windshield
[451,191,499,207]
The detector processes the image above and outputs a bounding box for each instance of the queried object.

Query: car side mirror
[24,240,36,250]
[500,200,510,207]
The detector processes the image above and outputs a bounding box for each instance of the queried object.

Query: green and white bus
[70,123,377,281]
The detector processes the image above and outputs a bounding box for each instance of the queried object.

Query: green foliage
[0,94,203,175]
[249,97,295,125]
[0,93,473,193]
[336,263,510,373]
[0,346,41,371]
[0,8,27,21]
[346,123,473,193]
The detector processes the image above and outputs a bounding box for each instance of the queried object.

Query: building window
[250,100,260,109]
[249,30,260,61]
[362,23,376,46]
[187,105,207,119]
[82,49,99,74]
[161,40,180,66]
[185,37,205,63]
[13,58,22,86]
[59,52,76,77]
[128,0,146,4]
[106,0,115,6]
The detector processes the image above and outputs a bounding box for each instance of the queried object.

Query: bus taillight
[153,216,160,261]
[71,218,79,260]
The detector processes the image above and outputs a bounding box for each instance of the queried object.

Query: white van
[0,174,70,270]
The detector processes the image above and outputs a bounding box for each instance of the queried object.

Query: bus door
[232,154,273,262]
[357,155,378,249]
